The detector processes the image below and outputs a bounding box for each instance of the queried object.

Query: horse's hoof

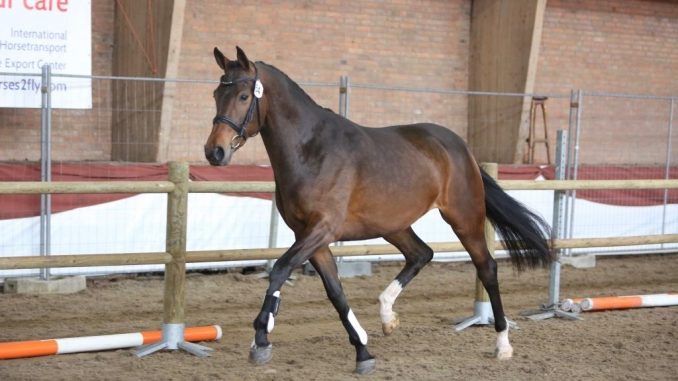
[382,313,400,336]
[249,344,273,365]
[355,358,376,375]
[495,344,513,360]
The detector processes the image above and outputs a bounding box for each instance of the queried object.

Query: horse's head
[205,46,266,166]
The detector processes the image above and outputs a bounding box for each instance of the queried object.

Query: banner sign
[0,0,92,109]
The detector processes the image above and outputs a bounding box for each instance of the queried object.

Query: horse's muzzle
[205,144,232,166]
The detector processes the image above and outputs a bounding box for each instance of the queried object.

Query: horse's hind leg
[309,246,375,375]
[439,205,513,359]
[379,228,434,335]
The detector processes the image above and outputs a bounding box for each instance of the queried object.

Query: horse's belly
[338,198,434,241]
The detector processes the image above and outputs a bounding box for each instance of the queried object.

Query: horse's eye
[240,94,249,101]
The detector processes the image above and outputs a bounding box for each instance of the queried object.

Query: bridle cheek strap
[212,66,262,151]
[212,94,259,150]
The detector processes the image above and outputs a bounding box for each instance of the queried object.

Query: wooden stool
[526,96,551,164]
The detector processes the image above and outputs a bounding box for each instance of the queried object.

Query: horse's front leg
[249,228,331,365]
[309,247,375,375]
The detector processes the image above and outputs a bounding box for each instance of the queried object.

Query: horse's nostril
[213,146,225,162]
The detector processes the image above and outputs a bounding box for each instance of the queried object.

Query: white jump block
[560,254,596,269]
[3,276,87,294]
[337,261,372,278]
[303,261,372,278]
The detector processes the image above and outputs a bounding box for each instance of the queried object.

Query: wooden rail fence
[1,162,677,329]
[1,163,677,270]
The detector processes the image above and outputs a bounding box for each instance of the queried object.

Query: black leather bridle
[212,65,261,150]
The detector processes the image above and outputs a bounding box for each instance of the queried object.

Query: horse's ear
[235,46,251,70]
[214,47,229,71]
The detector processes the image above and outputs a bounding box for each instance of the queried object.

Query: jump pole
[135,162,212,358]
[454,163,517,331]
[563,293,678,312]
[0,325,222,360]
[560,298,584,313]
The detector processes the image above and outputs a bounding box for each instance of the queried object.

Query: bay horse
[204,46,553,375]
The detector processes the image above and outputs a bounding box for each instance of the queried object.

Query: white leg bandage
[266,291,281,333]
[495,319,513,360]
[347,309,368,345]
[379,280,403,323]
[267,313,275,333]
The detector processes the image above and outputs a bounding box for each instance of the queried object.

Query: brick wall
[168,0,471,165]
[1,0,676,166]
[534,0,678,165]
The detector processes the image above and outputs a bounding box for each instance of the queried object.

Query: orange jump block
[0,325,222,360]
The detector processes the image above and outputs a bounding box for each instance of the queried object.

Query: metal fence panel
[566,92,677,255]
[1,70,677,278]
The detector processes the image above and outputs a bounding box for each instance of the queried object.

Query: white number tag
[254,80,264,98]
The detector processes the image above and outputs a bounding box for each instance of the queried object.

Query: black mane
[256,61,334,113]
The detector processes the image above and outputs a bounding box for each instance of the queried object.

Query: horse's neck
[259,68,327,176]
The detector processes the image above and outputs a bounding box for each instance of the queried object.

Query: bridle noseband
[212,65,263,150]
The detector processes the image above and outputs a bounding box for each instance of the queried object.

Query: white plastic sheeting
[1,189,676,278]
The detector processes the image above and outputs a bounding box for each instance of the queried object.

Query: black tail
[481,169,554,271]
